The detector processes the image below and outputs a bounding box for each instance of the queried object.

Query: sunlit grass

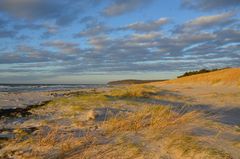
[1,84,239,159]
[104,105,200,133]
[168,135,232,159]
[108,85,157,98]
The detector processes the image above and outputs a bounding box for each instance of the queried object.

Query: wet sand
[0,92,54,110]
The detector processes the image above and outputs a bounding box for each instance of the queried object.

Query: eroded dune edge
[0,68,240,159]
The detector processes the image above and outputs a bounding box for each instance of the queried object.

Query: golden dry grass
[167,135,233,159]
[103,106,199,133]
[1,81,240,159]
[100,105,235,159]
[108,85,157,98]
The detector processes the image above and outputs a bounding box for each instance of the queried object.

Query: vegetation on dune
[103,104,233,159]
[177,68,229,78]
[168,135,232,159]
[104,106,193,132]
[108,85,157,98]
[107,79,167,85]
[0,85,239,159]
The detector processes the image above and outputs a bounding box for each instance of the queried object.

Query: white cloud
[123,18,170,32]
[103,0,153,16]
[174,12,236,33]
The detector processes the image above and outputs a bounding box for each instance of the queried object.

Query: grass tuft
[108,85,157,98]
[104,105,200,133]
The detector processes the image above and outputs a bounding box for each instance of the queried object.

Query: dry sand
[146,68,240,125]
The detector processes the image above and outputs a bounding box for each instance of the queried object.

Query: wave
[0,84,104,92]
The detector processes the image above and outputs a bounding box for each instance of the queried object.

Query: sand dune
[152,68,240,86]
[147,68,240,117]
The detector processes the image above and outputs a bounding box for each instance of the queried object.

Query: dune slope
[153,68,240,86]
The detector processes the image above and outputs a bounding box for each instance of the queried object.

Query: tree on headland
[177,67,231,78]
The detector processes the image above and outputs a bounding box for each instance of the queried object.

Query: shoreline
[0,100,51,118]
[0,83,240,158]
[0,87,102,110]
[0,88,104,118]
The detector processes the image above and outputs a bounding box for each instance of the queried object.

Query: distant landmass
[107,79,168,85]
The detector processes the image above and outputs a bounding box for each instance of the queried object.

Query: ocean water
[0,84,105,92]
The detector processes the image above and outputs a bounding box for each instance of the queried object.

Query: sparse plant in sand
[102,104,236,159]
[167,135,232,159]
[104,105,199,133]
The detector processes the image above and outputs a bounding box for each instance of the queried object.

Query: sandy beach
[0,0,239,158]
[0,68,240,159]
[0,92,54,110]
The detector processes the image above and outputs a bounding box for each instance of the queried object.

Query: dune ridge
[152,68,240,86]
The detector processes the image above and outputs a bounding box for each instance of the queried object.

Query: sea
[0,84,105,92]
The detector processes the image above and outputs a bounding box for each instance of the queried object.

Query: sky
[0,0,239,84]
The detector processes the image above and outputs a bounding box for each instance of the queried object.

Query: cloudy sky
[0,0,239,84]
